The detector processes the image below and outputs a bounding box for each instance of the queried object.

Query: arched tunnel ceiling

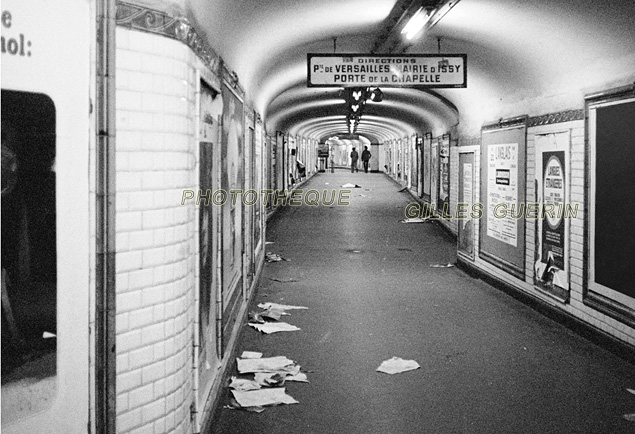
[187,0,635,141]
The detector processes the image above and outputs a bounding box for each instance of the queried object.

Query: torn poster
[376,357,421,375]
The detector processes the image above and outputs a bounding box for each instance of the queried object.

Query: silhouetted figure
[361,146,371,173]
[350,147,359,173]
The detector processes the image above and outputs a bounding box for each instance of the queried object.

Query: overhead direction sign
[307,53,467,88]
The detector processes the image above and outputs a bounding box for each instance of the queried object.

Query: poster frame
[458,146,479,261]
[533,130,571,303]
[584,87,635,328]
[478,116,528,279]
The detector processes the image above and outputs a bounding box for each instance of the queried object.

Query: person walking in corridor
[361,146,371,173]
[350,147,359,173]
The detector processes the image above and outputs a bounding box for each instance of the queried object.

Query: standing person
[361,146,372,173]
[350,147,359,173]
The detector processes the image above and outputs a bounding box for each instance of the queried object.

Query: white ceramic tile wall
[115,27,197,434]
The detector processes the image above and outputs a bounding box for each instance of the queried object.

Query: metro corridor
[211,171,635,434]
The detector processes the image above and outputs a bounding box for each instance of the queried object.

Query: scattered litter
[241,351,263,359]
[376,357,421,375]
[249,322,301,334]
[249,311,266,323]
[254,372,286,387]
[229,377,261,391]
[42,331,56,339]
[627,389,635,395]
[249,308,287,323]
[237,356,295,374]
[224,398,266,413]
[268,277,299,283]
[231,388,298,408]
[623,414,635,422]
[400,217,430,223]
[430,263,454,268]
[341,183,361,188]
[252,371,308,386]
[265,241,275,245]
[266,252,289,262]
[258,302,308,311]
[286,372,309,383]
[397,248,413,252]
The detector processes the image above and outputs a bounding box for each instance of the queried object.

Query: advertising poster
[458,153,475,258]
[438,136,450,211]
[486,143,518,247]
[221,83,244,315]
[534,132,569,296]
[431,139,438,206]
[423,135,431,197]
[2,0,90,431]
[254,122,263,250]
[198,81,221,404]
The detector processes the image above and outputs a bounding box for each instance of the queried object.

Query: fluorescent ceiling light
[401,7,434,40]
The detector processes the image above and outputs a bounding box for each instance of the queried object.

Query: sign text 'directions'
[307,53,467,88]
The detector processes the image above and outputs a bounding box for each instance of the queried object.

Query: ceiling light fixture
[401,7,435,40]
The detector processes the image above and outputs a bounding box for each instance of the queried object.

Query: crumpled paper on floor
[237,356,295,373]
[430,263,454,268]
[258,302,308,311]
[341,183,361,188]
[249,322,301,334]
[376,357,421,375]
[265,252,288,262]
[241,351,262,359]
[249,308,287,323]
[231,388,298,407]
[229,377,261,391]
[401,217,430,223]
[253,366,307,385]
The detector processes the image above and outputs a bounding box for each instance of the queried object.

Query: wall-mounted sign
[307,54,467,88]
[317,143,329,157]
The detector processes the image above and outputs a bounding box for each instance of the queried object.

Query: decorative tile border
[482,115,528,131]
[116,1,221,74]
[527,109,584,127]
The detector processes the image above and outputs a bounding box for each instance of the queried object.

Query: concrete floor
[210,171,635,434]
